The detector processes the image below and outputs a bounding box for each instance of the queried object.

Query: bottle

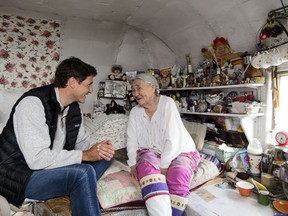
[247,138,263,176]
[265,130,277,150]
[186,54,193,74]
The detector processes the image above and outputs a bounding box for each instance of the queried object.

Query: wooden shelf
[160,83,264,91]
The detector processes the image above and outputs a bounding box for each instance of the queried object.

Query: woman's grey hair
[134,73,160,96]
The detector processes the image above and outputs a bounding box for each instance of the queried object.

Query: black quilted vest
[0,85,81,206]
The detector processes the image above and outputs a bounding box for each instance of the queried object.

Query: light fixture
[256,1,288,51]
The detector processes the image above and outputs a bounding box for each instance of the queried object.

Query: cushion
[83,114,128,150]
[97,157,220,209]
[182,120,207,151]
[189,156,220,190]
[97,170,143,209]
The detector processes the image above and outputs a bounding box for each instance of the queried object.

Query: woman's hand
[160,168,168,176]
[130,165,138,180]
[82,139,115,161]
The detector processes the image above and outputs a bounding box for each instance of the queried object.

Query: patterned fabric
[96,156,220,209]
[83,114,128,150]
[170,194,188,211]
[0,14,60,89]
[200,151,222,171]
[97,170,142,208]
[139,174,169,201]
[136,149,161,170]
[136,148,200,174]
[189,157,220,190]
[139,174,166,188]
[136,149,201,199]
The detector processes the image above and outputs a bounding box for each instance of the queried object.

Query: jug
[205,92,224,105]
[247,138,263,176]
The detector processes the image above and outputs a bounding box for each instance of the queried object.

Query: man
[0,57,115,215]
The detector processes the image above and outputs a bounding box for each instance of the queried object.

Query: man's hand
[82,139,115,162]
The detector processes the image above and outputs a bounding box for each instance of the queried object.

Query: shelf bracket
[239,117,255,143]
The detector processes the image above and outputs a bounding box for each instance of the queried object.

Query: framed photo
[126,71,137,82]
[104,80,127,98]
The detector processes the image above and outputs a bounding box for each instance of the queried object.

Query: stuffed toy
[105,100,126,115]
[108,65,127,81]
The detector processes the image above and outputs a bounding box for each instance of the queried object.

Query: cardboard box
[202,142,242,163]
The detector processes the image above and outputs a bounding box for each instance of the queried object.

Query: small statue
[160,67,171,89]
[220,71,229,85]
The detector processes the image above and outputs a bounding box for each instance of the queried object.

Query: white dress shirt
[126,95,196,168]
[14,88,91,170]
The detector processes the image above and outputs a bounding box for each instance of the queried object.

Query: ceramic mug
[258,190,269,206]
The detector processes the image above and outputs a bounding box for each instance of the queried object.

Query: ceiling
[0,0,286,63]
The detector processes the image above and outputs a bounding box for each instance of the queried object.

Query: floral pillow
[97,157,220,209]
[97,170,142,209]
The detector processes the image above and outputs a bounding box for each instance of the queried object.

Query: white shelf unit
[179,111,264,118]
[160,83,264,91]
[160,83,265,142]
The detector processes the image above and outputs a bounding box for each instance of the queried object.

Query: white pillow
[0,88,26,125]
[84,114,129,150]
[182,120,207,151]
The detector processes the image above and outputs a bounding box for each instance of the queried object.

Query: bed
[0,88,222,215]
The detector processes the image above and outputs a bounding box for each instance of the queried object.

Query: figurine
[160,67,171,89]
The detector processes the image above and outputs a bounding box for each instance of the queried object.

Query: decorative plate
[226,91,238,104]
[273,200,288,214]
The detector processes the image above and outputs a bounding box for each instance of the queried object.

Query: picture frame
[104,80,127,99]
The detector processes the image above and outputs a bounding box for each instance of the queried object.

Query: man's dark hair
[53,57,97,87]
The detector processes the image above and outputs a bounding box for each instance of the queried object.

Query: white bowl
[245,105,261,114]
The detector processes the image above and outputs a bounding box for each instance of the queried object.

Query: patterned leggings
[136,149,201,216]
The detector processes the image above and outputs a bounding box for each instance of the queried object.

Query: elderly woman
[126,73,201,216]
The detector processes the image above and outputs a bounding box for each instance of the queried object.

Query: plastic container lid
[247,138,263,155]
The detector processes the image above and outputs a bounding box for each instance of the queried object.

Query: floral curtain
[0,14,61,89]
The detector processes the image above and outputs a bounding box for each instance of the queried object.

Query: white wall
[1,7,178,113]
[0,5,277,146]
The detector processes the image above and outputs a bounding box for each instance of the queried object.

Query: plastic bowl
[236,181,254,197]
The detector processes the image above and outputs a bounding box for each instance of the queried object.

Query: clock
[197,101,208,112]
[275,131,288,145]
